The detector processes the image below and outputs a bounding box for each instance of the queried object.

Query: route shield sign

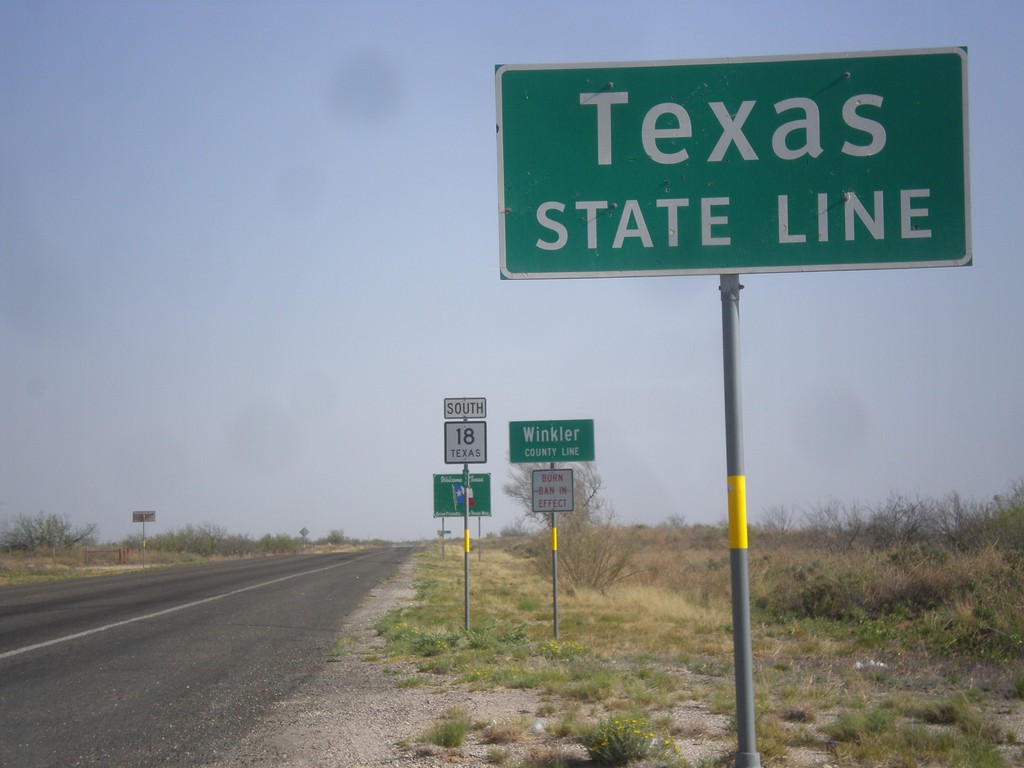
[433,473,492,517]
[444,421,487,464]
[509,419,595,463]
[496,48,969,278]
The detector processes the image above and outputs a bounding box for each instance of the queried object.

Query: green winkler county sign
[496,48,969,278]
[509,420,595,464]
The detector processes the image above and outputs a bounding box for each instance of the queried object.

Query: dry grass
[481,718,529,744]
[0,548,163,584]
[383,529,1024,767]
[566,582,731,659]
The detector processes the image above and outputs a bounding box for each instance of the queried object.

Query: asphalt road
[0,548,415,767]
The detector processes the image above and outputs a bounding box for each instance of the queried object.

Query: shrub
[557,519,638,592]
[582,716,678,766]
[538,640,587,661]
[411,629,461,657]
[0,512,98,550]
[497,624,530,645]
[987,479,1024,550]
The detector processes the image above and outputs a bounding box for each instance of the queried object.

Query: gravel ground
[205,558,567,767]
[199,560,849,768]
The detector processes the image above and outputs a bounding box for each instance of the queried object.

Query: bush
[147,523,260,556]
[987,479,1024,550]
[322,529,346,545]
[560,521,638,592]
[410,629,461,657]
[582,716,678,766]
[524,517,638,593]
[258,533,298,554]
[0,512,97,550]
[538,640,588,661]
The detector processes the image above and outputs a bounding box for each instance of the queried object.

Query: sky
[2,0,1022,543]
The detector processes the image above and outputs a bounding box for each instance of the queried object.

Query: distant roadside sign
[444,397,487,419]
[509,419,595,463]
[132,511,156,523]
[532,468,574,513]
[496,48,969,278]
[433,473,492,517]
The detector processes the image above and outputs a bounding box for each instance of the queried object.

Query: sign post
[496,48,970,768]
[438,528,451,557]
[444,399,488,630]
[132,511,156,567]
[720,275,758,767]
[510,423,593,639]
[533,468,574,639]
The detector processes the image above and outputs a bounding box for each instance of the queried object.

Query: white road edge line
[0,553,374,661]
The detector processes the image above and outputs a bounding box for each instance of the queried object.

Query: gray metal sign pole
[133,511,155,568]
[551,508,559,639]
[720,274,761,768]
[463,464,471,630]
[548,463,560,639]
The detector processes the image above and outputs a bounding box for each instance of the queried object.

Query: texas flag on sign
[453,485,475,509]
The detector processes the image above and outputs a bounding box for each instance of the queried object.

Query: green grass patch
[395,675,427,689]
[422,707,471,748]
[825,698,1010,767]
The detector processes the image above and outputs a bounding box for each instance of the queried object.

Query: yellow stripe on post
[727,475,748,549]
[464,529,471,553]
[551,527,558,551]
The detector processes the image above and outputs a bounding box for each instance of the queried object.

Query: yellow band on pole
[728,475,748,549]
[551,527,558,551]
[464,529,471,553]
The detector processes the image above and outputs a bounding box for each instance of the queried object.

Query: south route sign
[496,48,969,278]
[509,419,595,463]
[444,397,487,419]
[444,420,487,464]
